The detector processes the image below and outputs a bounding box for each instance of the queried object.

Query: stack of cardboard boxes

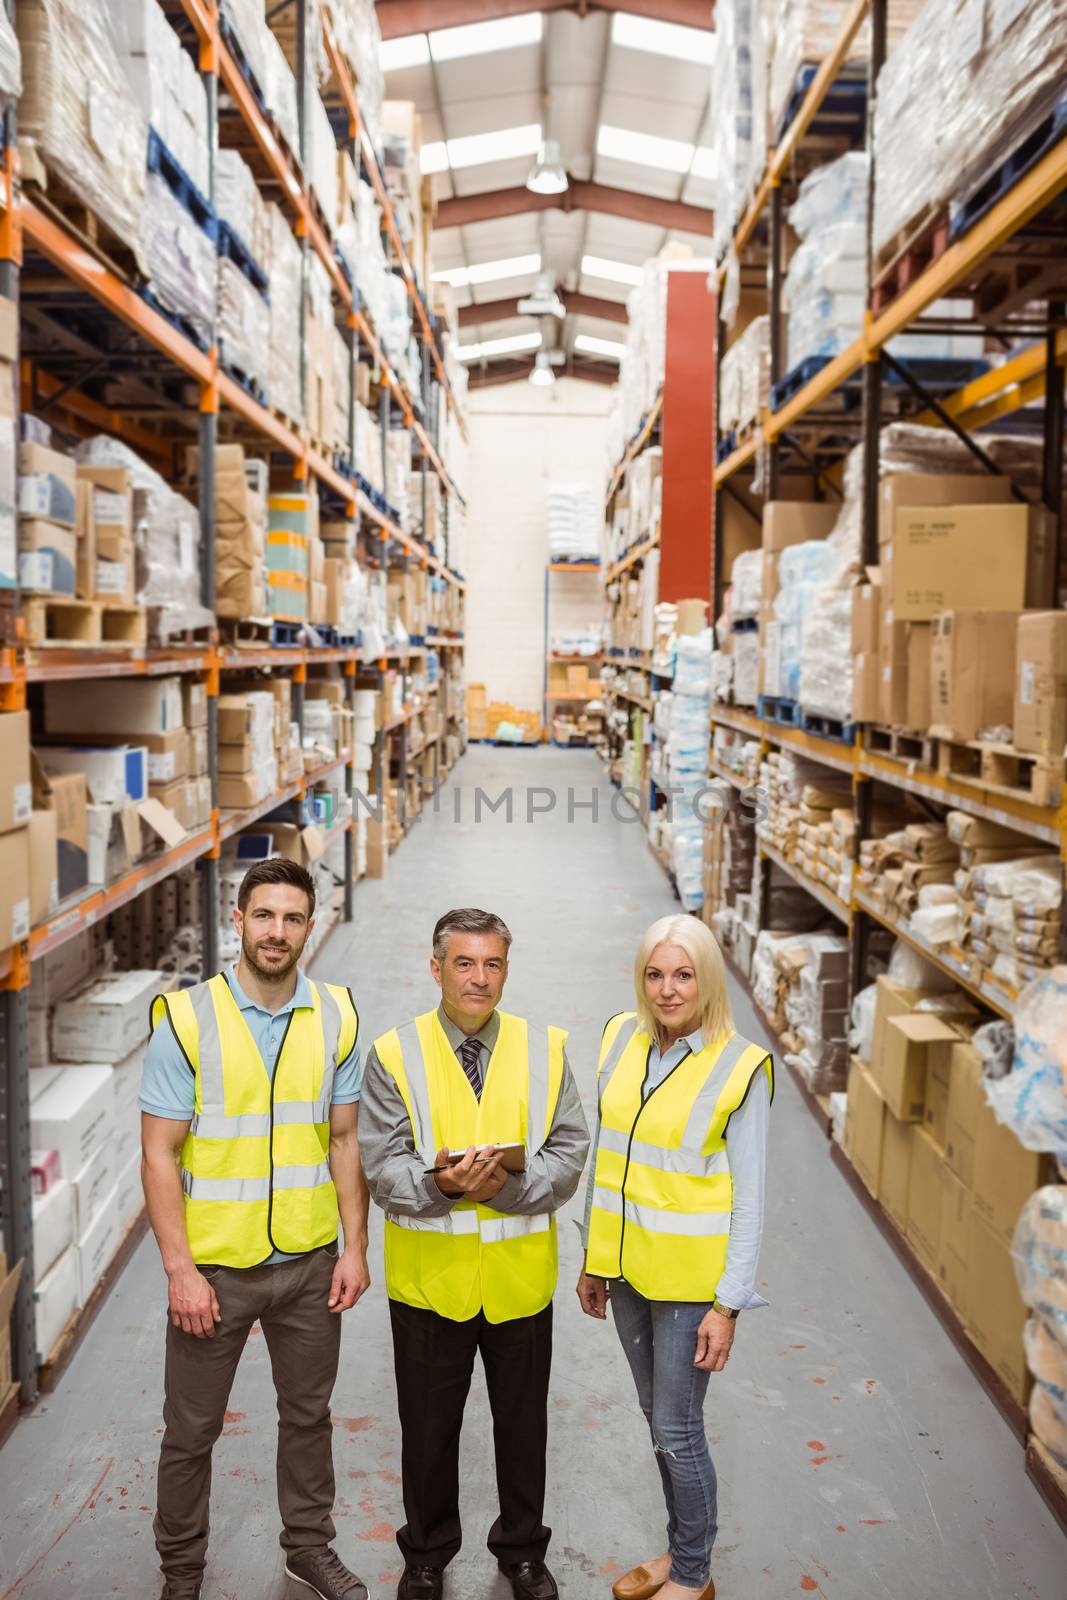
[846,976,1045,1403]
[266,490,315,623]
[30,949,170,1359]
[19,441,140,635]
[18,433,79,606]
[759,501,838,700]
[0,711,31,946]
[210,444,268,620]
[217,689,280,810]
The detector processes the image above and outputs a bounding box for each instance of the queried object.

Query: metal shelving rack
[702,0,1067,1524]
[0,0,467,1418]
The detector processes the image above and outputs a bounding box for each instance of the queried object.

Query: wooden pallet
[871,205,951,315]
[935,735,1063,807]
[21,144,142,284]
[867,723,937,767]
[23,598,147,648]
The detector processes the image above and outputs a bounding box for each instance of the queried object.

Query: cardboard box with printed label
[1014,610,1067,758]
[878,473,1014,547]
[43,676,185,737]
[70,1141,115,1238]
[0,824,30,945]
[30,1065,114,1178]
[0,711,31,835]
[971,1111,1045,1244]
[878,1107,914,1234]
[183,680,208,728]
[34,1246,79,1359]
[965,1209,1031,1403]
[845,1057,884,1199]
[852,650,880,723]
[884,504,1050,621]
[851,573,882,657]
[906,1124,948,1276]
[937,1170,970,1317]
[53,970,168,1064]
[75,1186,119,1304]
[32,1176,73,1278]
[75,464,132,557]
[929,610,1017,741]
[37,744,146,807]
[18,520,78,595]
[879,619,931,730]
[18,442,77,526]
[881,1014,958,1122]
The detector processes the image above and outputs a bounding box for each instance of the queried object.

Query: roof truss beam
[436,178,712,236]
[467,354,619,387]
[377,1,713,39]
[457,289,627,327]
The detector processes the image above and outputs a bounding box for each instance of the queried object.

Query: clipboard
[442,1142,526,1173]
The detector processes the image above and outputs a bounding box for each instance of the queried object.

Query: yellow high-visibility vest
[374,1008,567,1324]
[150,973,359,1268]
[585,1012,772,1302]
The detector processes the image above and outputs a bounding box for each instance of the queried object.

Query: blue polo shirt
[141,964,362,1265]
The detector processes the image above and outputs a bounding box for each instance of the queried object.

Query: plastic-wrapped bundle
[711,649,734,704]
[75,437,213,642]
[674,629,713,700]
[729,550,762,619]
[850,982,877,1061]
[267,203,303,425]
[307,86,338,229]
[785,155,868,370]
[774,540,839,700]
[379,270,413,371]
[17,0,148,273]
[220,0,270,96]
[546,482,601,560]
[355,403,383,495]
[216,148,270,271]
[386,430,412,525]
[332,328,352,454]
[732,631,760,708]
[115,1,210,197]
[985,968,1067,1158]
[1023,1314,1067,1469]
[798,583,852,719]
[767,0,869,137]
[1014,1190,1067,1342]
[217,258,270,394]
[327,0,384,149]
[142,174,216,349]
[708,0,768,270]
[0,6,20,101]
[261,23,299,156]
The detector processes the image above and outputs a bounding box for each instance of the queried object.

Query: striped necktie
[458,1036,483,1098]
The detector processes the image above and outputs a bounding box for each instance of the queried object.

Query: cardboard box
[37,744,145,807]
[880,620,930,730]
[0,824,29,944]
[845,1057,884,1198]
[886,504,1029,621]
[75,464,132,551]
[965,1210,1031,1403]
[138,729,189,786]
[43,676,184,737]
[32,1177,73,1278]
[852,650,880,722]
[70,1141,115,1237]
[881,1014,958,1122]
[75,1186,119,1304]
[871,977,939,1079]
[30,1064,114,1178]
[365,815,389,879]
[183,680,208,728]
[937,1171,970,1316]
[906,1124,948,1276]
[29,932,93,1013]
[945,1041,985,1187]
[923,1028,954,1149]
[972,1110,1045,1244]
[34,1246,79,1360]
[217,693,274,743]
[18,442,77,526]
[929,610,1017,741]
[0,710,31,834]
[94,545,135,606]
[851,577,881,657]
[878,472,1015,547]
[762,500,839,552]
[1014,610,1067,758]
[28,807,58,927]
[879,1108,914,1234]
[53,970,167,1064]
[217,771,273,809]
[75,477,96,599]
[18,520,78,595]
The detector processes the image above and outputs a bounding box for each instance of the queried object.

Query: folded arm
[358,1044,455,1217]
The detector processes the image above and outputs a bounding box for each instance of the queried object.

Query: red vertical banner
[659,268,717,609]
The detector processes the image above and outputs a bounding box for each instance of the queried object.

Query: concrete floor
[1,745,1063,1599]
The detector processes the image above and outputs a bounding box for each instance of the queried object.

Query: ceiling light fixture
[574,334,626,360]
[433,253,542,289]
[526,138,568,195]
[529,351,556,387]
[581,253,645,287]
[456,331,543,362]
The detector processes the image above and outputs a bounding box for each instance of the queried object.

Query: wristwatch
[712,1299,739,1320]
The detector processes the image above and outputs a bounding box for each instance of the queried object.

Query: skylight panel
[380,34,431,72]
[597,123,695,175]
[456,331,544,361]
[611,14,717,66]
[430,14,543,61]
[581,254,645,287]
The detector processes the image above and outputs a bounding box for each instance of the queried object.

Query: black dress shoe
[398,1566,443,1600]
[498,1561,559,1600]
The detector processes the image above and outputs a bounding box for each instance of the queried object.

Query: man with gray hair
[359,909,589,1600]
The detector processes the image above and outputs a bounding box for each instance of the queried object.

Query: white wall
[464,376,613,711]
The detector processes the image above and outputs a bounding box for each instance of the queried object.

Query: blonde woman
[576,915,772,1600]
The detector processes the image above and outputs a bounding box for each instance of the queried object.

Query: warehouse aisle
[1,745,1063,1600]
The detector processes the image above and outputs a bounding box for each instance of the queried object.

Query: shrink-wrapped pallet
[0,8,20,102]
[216,148,270,270]
[17,0,148,272]
[75,437,213,642]
[332,327,352,455]
[218,258,270,396]
[142,173,216,350]
[267,203,304,426]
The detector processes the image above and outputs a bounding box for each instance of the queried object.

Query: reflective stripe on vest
[374,1009,566,1323]
[152,973,358,1267]
[585,1014,772,1302]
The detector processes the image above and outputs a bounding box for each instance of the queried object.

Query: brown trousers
[154,1245,342,1582]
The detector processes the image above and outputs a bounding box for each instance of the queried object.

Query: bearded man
[140,858,370,1600]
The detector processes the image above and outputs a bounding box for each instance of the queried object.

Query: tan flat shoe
[611,1568,667,1600]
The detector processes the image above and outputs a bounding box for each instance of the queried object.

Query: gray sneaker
[286,1546,369,1600]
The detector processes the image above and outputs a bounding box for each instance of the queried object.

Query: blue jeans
[610,1278,718,1589]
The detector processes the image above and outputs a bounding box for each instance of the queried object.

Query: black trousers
[389,1298,553,1570]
